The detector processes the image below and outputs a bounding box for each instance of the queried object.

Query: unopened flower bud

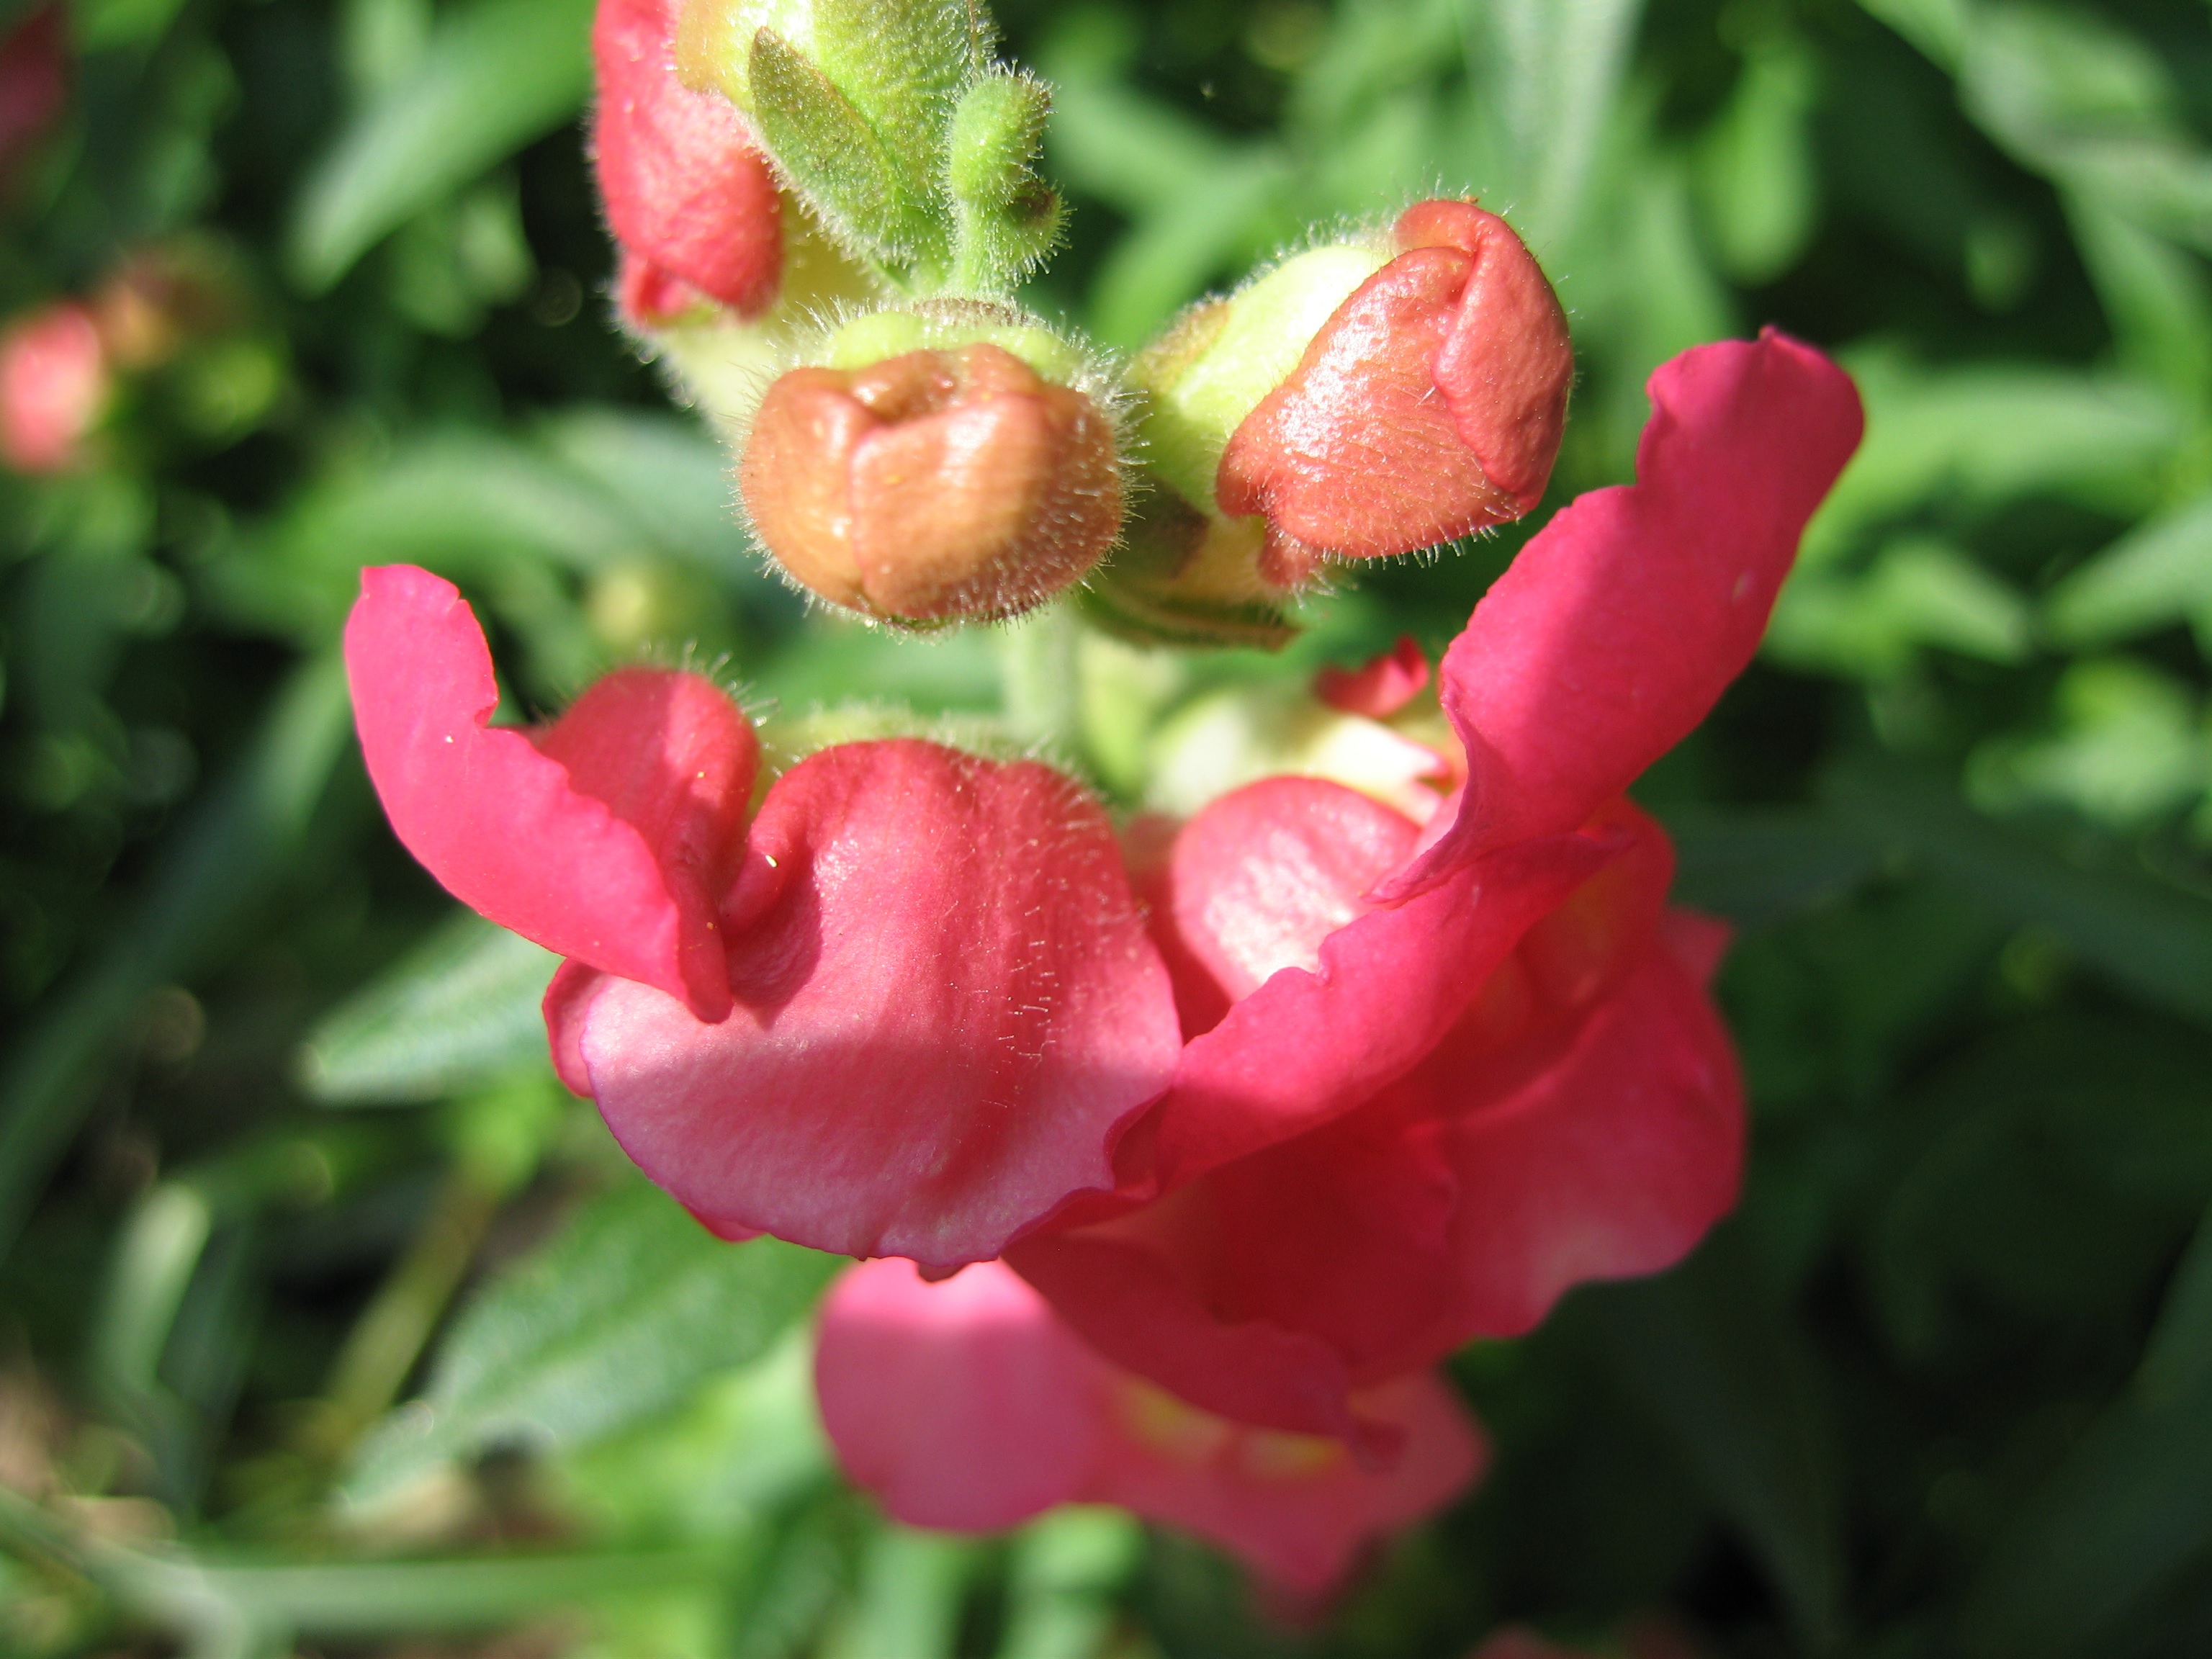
[0,301,107,474]
[740,311,1123,621]
[595,0,783,325]
[1136,199,1573,590]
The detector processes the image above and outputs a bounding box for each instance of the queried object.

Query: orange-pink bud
[740,342,1122,621]
[1220,200,1573,587]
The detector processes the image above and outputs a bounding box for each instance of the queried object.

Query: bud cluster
[588,0,1576,637]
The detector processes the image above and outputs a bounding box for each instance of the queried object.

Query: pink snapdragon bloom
[343,567,1182,1266]
[344,333,1856,1458]
[0,300,105,473]
[814,1256,1485,1593]
[1004,332,1863,1442]
[592,0,781,325]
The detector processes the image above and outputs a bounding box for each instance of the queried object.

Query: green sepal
[945,70,1063,293]
[1079,485,1296,651]
[1132,240,1389,511]
[747,27,948,276]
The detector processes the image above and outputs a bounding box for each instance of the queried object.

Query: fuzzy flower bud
[1137,199,1573,590]
[740,309,1123,621]
[0,301,106,474]
[595,0,783,325]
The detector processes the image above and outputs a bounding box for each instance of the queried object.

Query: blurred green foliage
[6,0,2212,1655]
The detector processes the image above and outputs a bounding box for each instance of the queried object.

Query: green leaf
[1663,808,1880,928]
[1473,0,1648,251]
[748,28,944,274]
[1695,37,1821,284]
[997,1509,1142,1659]
[1822,760,2212,1028]
[345,1179,842,1504]
[1965,1200,2212,1653]
[2065,196,2212,402]
[818,1527,984,1659]
[289,0,595,291]
[298,912,557,1106]
[1802,351,2181,567]
[1769,536,2034,678]
[1587,1228,1845,1650]
[2046,492,2212,649]
[0,656,353,1262]
[204,428,669,644]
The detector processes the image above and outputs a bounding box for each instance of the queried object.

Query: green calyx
[1133,240,1390,512]
[676,0,1053,300]
[815,302,1089,387]
[945,71,1061,293]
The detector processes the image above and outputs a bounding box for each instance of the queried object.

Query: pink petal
[593,0,781,318]
[1141,788,1622,1187]
[1094,1367,1486,1594]
[1017,806,1724,1429]
[1388,331,1862,899]
[1426,933,1745,1339]
[815,1259,1485,1593]
[343,565,753,1018]
[616,250,707,326]
[1313,637,1431,718]
[815,1258,1103,1532]
[564,739,1183,1268]
[1009,1213,1373,1443]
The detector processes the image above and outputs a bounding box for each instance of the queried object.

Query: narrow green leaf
[1965,1201,2212,1653]
[748,27,943,273]
[996,1509,1142,1659]
[1474,0,1647,251]
[0,656,352,1262]
[2065,196,2212,401]
[298,913,557,1106]
[1802,353,2180,567]
[1588,1230,1845,1650]
[1822,760,2212,1028]
[289,0,595,290]
[819,1527,984,1659]
[346,1179,842,1503]
[2046,493,2212,649]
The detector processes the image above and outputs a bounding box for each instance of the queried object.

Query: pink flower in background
[1005,332,1864,1442]
[814,1256,1485,1594]
[343,566,1182,1267]
[0,300,105,473]
[592,0,782,325]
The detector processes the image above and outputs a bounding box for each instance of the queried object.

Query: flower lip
[343,565,756,1021]
[814,1256,1486,1593]
[556,737,1184,1269]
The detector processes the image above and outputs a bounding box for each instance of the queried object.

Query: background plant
[6,0,2212,1655]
